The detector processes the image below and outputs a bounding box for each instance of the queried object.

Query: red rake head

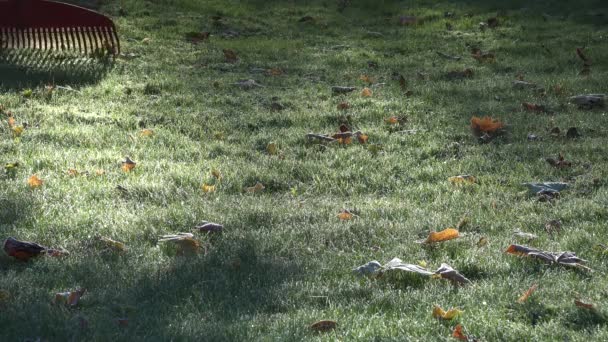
[0,0,120,56]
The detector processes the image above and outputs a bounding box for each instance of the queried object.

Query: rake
[0,0,120,57]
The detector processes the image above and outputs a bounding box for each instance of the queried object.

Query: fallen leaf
[452,324,468,341]
[575,299,595,310]
[546,153,571,168]
[384,115,406,125]
[337,136,352,145]
[576,47,591,66]
[445,68,473,80]
[544,220,562,235]
[434,263,471,285]
[266,142,278,155]
[67,168,80,177]
[448,175,476,185]
[98,236,127,252]
[310,320,337,332]
[470,116,504,137]
[432,305,463,320]
[471,48,495,62]
[477,236,488,247]
[95,169,106,176]
[223,49,238,63]
[359,75,373,84]
[422,228,460,244]
[54,288,86,306]
[121,157,136,172]
[12,126,24,137]
[338,209,353,220]
[266,68,283,76]
[569,94,605,109]
[357,133,369,144]
[505,244,591,271]
[332,86,356,94]
[337,102,350,110]
[202,183,216,193]
[211,169,222,180]
[399,15,417,26]
[159,233,200,255]
[353,260,382,276]
[4,237,50,261]
[0,289,9,303]
[27,175,43,188]
[382,258,434,276]
[140,129,154,137]
[487,17,499,28]
[522,102,546,113]
[185,31,210,44]
[517,284,538,303]
[234,79,263,89]
[361,87,372,97]
[245,182,265,193]
[523,182,568,195]
[7,116,15,127]
[194,221,224,233]
[566,127,581,139]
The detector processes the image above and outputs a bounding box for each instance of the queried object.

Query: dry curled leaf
[266,68,283,76]
[434,263,471,285]
[452,324,469,341]
[471,116,504,137]
[382,258,434,276]
[505,244,591,271]
[522,102,546,113]
[337,102,350,110]
[27,175,43,188]
[517,284,538,303]
[361,87,372,97]
[54,288,86,306]
[310,320,337,332]
[159,233,200,255]
[98,236,127,252]
[266,142,278,155]
[223,49,238,63]
[211,168,222,180]
[185,31,210,44]
[357,133,369,144]
[546,153,571,168]
[421,228,460,244]
[338,209,353,220]
[245,182,265,193]
[202,183,216,193]
[140,128,154,137]
[574,299,595,310]
[432,305,463,320]
[449,175,476,185]
[194,221,224,233]
[121,157,136,172]
[353,260,382,276]
[3,237,66,261]
[471,48,495,62]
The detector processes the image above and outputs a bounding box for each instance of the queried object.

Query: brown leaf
[27,175,43,188]
[185,31,210,44]
[446,68,473,80]
[452,324,469,340]
[194,222,224,233]
[566,127,581,139]
[55,288,86,306]
[359,75,373,84]
[471,48,495,62]
[121,157,136,172]
[505,244,591,271]
[517,284,538,303]
[575,299,595,310]
[223,49,238,63]
[357,133,369,144]
[338,209,353,220]
[361,87,372,97]
[522,102,546,113]
[576,48,591,65]
[245,182,265,193]
[546,153,571,168]
[434,263,471,285]
[310,320,337,332]
[337,102,350,110]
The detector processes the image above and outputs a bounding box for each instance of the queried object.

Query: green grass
[1,0,608,340]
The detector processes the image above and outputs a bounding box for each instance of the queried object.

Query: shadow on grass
[0,49,113,90]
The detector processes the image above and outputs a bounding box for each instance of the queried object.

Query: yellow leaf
[267,142,277,155]
[361,87,373,97]
[99,236,127,252]
[338,209,353,220]
[245,182,265,193]
[27,175,43,188]
[432,305,463,320]
[12,126,24,137]
[424,228,459,243]
[140,129,154,137]
[448,175,476,185]
[121,157,136,172]
[517,284,538,303]
[202,183,216,193]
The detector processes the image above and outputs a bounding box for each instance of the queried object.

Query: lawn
[1,0,608,340]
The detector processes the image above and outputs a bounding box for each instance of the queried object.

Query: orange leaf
[452,324,468,341]
[359,75,373,84]
[337,136,352,145]
[385,116,399,124]
[361,87,372,97]
[338,209,353,220]
[27,175,43,188]
[425,228,459,243]
[470,116,503,136]
[310,320,337,332]
[357,133,369,144]
[7,116,15,127]
[140,128,154,137]
[121,157,136,172]
[517,284,538,303]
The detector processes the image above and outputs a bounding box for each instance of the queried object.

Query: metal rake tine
[42,28,48,50]
[85,27,95,54]
[101,26,111,53]
[76,27,85,54]
[91,27,100,52]
[53,27,60,51]
[69,27,77,52]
